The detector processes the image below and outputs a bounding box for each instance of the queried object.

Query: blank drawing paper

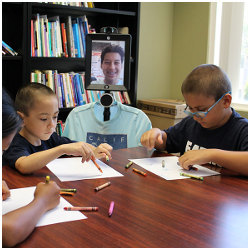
[46,157,123,182]
[2,186,86,227]
[129,156,220,180]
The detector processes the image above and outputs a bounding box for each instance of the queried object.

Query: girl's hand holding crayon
[34,181,60,211]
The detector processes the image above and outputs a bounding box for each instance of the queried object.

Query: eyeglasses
[184,91,231,119]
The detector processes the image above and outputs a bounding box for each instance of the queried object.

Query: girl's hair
[2,88,23,138]
[15,83,56,116]
[181,64,232,100]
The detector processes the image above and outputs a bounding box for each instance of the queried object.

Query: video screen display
[85,34,131,91]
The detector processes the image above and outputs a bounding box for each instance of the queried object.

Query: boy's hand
[140,128,164,150]
[34,181,60,211]
[2,180,10,201]
[178,149,211,170]
[62,142,94,163]
[93,143,113,160]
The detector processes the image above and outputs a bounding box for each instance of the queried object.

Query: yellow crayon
[180,172,203,180]
[45,176,50,184]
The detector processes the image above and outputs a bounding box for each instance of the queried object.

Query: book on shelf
[30,70,131,108]
[31,13,92,58]
[2,41,18,56]
[61,22,68,57]
[44,2,95,8]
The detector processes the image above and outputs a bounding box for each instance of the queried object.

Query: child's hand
[140,128,163,150]
[178,149,211,170]
[93,143,113,160]
[2,180,10,201]
[34,181,60,211]
[62,142,94,163]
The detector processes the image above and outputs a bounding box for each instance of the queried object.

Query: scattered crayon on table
[108,201,115,217]
[95,181,111,192]
[60,188,77,193]
[132,168,147,177]
[64,207,98,211]
[125,161,133,169]
[180,172,203,180]
[162,160,165,168]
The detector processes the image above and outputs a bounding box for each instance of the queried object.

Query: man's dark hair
[101,45,124,64]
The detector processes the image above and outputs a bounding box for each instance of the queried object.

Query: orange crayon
[91,156,103,173]
[132,168,147,177]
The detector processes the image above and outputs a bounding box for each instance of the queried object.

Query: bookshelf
[2,2,140,121]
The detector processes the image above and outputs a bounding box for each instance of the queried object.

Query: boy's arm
[179,149,248,176]
[2,181,60,247]
[15,145,67,174]
[15,142,94,174]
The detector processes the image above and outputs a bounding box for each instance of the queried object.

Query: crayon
[132,168,147,177]
[60,191,75,196]
[95,181,111,192]
[91,156,103,173]
[125,161,133,169]
[60,188,77,193]
[64,207,98,211]
[45,176,50,184]
[108,201,115,217]
[180,172,203,180]
[162,160,165,168]
[106,155,110,162]
[189,166,198,171]
[177,162,198,171]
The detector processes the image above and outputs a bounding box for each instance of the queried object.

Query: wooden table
[2,147,248,248]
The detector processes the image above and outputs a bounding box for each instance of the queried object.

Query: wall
[137,2,209,101]
[170,2,210,99]
[137,2,173,100]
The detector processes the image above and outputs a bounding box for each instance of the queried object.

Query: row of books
[31,14,94,58]
[2,41,18,56]
[42,2,95,8]
[30,70,131,108]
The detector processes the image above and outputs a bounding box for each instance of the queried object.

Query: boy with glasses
[140,64,248,176]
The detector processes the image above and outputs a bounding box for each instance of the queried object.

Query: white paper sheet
[2,186,86,227]
[46,157,123,182]
[129,156,220,180]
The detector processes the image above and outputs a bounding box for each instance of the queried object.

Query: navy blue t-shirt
[164,108,248,155]
[3,132,73,169]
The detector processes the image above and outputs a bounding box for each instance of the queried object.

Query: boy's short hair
[181,64,232,100]
[15,83,55,116]
[2,88,23,138]
[101,45,124,64]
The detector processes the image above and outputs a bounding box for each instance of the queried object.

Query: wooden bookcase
[2,2,140,121]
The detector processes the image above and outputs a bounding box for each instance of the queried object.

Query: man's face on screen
[101,52,123,85]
